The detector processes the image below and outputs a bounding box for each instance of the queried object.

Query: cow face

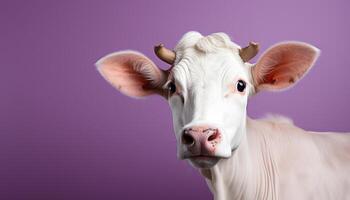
[96,31,319,169]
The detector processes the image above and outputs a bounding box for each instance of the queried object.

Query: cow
[96,31,350,200]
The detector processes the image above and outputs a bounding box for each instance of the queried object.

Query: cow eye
[168,82,177,94]
[236,80,246,92]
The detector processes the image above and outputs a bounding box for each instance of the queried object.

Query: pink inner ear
[96,51,167,98]
[253,42,319,91]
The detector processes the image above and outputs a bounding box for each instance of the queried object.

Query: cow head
[96,32,319,169]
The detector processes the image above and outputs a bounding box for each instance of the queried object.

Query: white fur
[169,32,251,160]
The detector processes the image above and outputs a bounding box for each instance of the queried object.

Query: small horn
[239,42,259,62]
[154,44,176,65]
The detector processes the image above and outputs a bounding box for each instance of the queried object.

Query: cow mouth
[187,155,221,169]
[184,147,238,169]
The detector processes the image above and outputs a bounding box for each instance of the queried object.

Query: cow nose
[182,132,195,146]
[182,126,221,155]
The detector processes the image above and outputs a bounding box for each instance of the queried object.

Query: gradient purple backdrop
[1,0,349,199]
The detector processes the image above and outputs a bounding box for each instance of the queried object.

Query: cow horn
[239,42,259,62]
[154,44,176,65]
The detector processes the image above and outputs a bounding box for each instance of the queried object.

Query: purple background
[1,0,349,199]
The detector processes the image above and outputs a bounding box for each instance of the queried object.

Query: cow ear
[96,51,168,98]
[251,42,320,92]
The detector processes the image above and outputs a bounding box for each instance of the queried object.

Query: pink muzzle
[182,126,221,157]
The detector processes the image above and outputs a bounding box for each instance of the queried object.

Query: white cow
[96,32,350,200]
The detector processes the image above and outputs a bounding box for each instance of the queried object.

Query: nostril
[182,133,195,146]
[207,130,219,141]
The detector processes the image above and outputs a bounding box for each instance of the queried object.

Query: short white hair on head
[174,31,241,54]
